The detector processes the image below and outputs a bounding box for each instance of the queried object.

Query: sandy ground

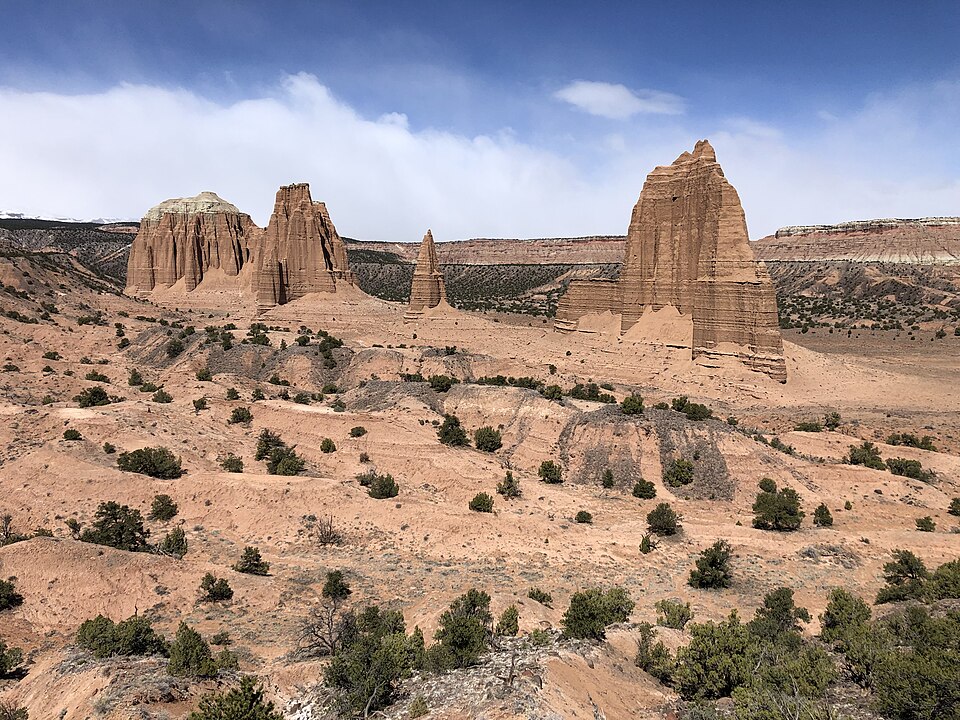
[0,282,957,719]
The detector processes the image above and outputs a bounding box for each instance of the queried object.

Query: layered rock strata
[125,185,355,306]
[405,229,447,318]
[125,192,257,294]
[556,140,786,382]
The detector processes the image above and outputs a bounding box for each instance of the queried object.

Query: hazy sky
[1,0,958,240]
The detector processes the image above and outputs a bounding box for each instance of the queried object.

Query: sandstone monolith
[125,192,258,295]
[405,229,447,317]
[556,140,786,382]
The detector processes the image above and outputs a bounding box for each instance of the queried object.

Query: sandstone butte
[404,229,447,319]
[125,184,356,307]
[555,140,787,383]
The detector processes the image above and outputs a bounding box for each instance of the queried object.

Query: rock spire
[125,184,356,305]
[406,229,447,316]
[556,140,786,382]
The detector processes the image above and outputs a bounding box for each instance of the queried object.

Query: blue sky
[1,0,958,240]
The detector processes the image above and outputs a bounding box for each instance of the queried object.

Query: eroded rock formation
[254,184,356,308]
[556,140,786,382]
[405,229,447,317]
[125,192,257,295]
[125,185,355,306]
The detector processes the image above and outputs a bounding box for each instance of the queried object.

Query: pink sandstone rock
[556,140,786,382]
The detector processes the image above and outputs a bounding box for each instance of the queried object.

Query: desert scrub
[473,426,503,452]
[148,494,178,521]
[368,473,399,499]
[538,460,562,484]
[117,447,183,479]
[647,502,681,536]
[468,492,494,513]
[233,546,270,575]
[527,587,553,607]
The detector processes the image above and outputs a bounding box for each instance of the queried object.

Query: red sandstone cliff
[556,140,786,382]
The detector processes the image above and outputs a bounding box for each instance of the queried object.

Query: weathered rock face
[125,192,258,295]
[556,140,786,382]
[254,184,355,308]
[125,185,355,306]
[406,229,447,313]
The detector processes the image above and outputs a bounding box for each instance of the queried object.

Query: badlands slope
[0,254,958,718]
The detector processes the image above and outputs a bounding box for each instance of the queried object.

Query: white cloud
[553,80,685,119]
[0,74,957,241]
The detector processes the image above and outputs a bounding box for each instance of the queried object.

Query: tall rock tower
[556,141,786,382]
[405,229,447,319]
[254,183,355,308]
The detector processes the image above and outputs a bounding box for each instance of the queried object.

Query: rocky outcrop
[405,230,447,317]
[254,184,355,308]
[753,217,960,264]
[556,140,786,382]
[125,192,257,295]
[125,185,356,305]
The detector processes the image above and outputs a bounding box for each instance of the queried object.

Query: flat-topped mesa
[126,191,257,294]
[406,230,447,315]
[556,140,787,382]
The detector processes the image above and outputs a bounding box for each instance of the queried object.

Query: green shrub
[929,559,960,600]
[813,503,833,527]
[320,438,337,453]
[228,406,253,424]
[151,389,173,403]
[846,441,886,469]
[267,446,305,476]
[473,426,502,452]
[84,370,109,383]
[819,588,871,644]
[149,494,178,521]
[434,589,493,667]
[428,375,457,392]
[949,497,960,516]
[647,502,681,536]
[349,426,367,438]
[496,605,520,636]
[193,397,208,412]
[886,432,937,451]
[468,492,494,513]
[683,403,713,421]
[656,599,693,629]
[887,457,931,480]
[633,479,656,499]
[195,368,212,381]
[794,421,823,432]
[369,473,399,499]
[168,622,217,678]
[621,394,644,415]
[225,387,240,400]
[129,369,144,386]
[752,485,804,531]
[255,429,285,460]
[688,540,733,589]
[233,546,270,575]
[876,549,930,604]
[438,414,469,446]
[62,428,82,441]
[527,587,552,607]
[187,676,283,720]
[824,412,841,430]
[199,573,234,602]
[538,460,562,484]
[601,468,614,488]
[0,639,23,677]
[251,387,265,401]
[639,533,659,554]
[0,579,23,611]
[117,446,183,478]
[673,612,754,700]
[575,510,593,524]
[915,516,936,532]
[497,471,521,499]
[220,453,243,472]
[76,614,168,658]
[324,605,416,714]
[158,527,187,558]
[663,458,694,487]
[42,350,61,360]
[102,442,116,454]
[80,501,151,552]
[758,477,777,493]
[561,587,634,639]
[74,385,111,407]
[166,339,185,358]
[634,622,674,683]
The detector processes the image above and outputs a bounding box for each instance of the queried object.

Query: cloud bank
[553,80,685,119]
[0,73,957,241]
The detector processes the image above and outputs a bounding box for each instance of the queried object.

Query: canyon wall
[125,185,355,305]
[556,140,787,382]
